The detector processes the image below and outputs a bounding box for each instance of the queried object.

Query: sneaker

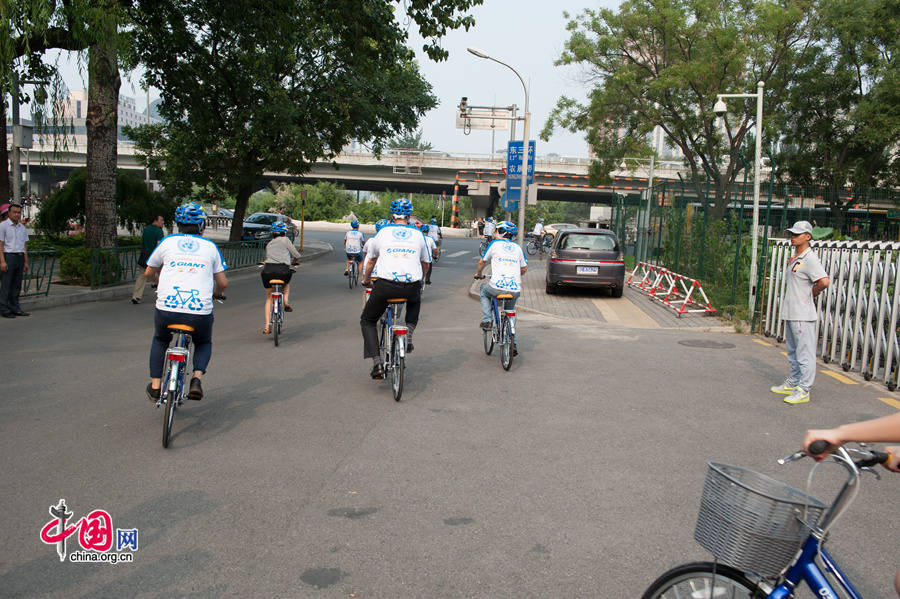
[343,269,349,276]
[406,340,414,353]
[784,388,810,404]
[512,344,518,357]
[479,321,492,330]
[370,363,385,379]
[188,377,203,400]
[770,381,798,395]
[131,298,140,304]
[146,383,160,402]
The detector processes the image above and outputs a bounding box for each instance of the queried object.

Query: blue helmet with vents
[174,202,207,227]
[389,198,413,216]
[375,218,389,232]
[271,221,287,234]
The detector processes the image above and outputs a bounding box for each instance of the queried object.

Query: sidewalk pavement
[470,257,735,331]
[20,238,332,312]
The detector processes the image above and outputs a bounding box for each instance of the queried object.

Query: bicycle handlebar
[780,441,891,469]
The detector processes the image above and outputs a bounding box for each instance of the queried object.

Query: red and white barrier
[626,262,716,316]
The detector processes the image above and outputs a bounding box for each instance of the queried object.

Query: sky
[33,0,621,159]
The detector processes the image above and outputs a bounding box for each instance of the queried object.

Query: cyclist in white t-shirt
[144,202,228,402]
[360,199,430,379]
[343,220,365,276]
[421,224,438,285]
[532,218,545,238]
[482,216,496,242]
[362,219,389,281]
[475,220,527,353]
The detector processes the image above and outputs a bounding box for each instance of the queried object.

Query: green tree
[542,0,818,218]
[36,167,176,236]
[389,129,434,151]
[128,0,482,241]
[775,0,900,231]
[4,0,135,248]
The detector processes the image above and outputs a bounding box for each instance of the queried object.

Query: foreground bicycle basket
[693,462,826,577]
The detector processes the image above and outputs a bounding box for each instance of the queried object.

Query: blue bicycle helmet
[389,198,413,216]
[375,218,389,232]
[271,221,288,234]
[421,224,430,233]
[430,218,436,224]
[350,220,359,229]
[497,220,517,237]
[174,202,207,226]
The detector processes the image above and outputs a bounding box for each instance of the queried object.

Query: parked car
[216,208,234,218]
[545,228,625,297]
[241,213,297,241]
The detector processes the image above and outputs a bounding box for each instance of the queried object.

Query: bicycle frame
[380,302,407,366]
[162,332,192,402]
[491,296,516,343]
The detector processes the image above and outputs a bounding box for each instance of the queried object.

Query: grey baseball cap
[786,220,813,235]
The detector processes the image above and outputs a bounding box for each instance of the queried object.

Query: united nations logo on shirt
[177,238,200,253]
[501,242,516,254]
[391,227,412,240]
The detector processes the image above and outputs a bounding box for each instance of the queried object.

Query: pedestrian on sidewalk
[0,204,30,318]
[132,214,166,304]
[771,221,829,404]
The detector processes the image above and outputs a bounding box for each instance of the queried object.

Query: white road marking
[446,250,469,258]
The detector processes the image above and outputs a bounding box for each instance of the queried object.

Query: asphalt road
[1,231,897,598]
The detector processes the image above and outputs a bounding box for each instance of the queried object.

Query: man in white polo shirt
[771,221,829,404]
[0,204,30,318]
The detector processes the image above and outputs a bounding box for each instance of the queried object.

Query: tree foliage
[128,0,481,241]
[389,129,434,151]
[543,0,818,217]
[775,0,900,227]
[36,167,176,237]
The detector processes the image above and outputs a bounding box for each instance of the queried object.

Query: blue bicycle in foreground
[642,442,891,598]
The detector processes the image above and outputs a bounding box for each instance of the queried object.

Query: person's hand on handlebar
[804,429,900,472]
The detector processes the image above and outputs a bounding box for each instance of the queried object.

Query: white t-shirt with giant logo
[424,234,437,257]
[362,238,379,279]
[147,234,227,315]
[345,230,364,253]
[483,239,527,292]
[427,225,441,241]
[366,225,430,283]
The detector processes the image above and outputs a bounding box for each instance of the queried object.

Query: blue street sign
[499,192,519,212]
[506,140,535,187]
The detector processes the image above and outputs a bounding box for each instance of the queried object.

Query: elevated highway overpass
[15,141,684,216]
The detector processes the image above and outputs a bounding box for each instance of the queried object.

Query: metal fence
[87,240,266,288]
[21,251,56,297]
[90,246,143,288]
[763,240,900,390]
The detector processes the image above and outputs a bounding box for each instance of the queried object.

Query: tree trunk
[0,96,9,203]
[229,183,253,241]
[84,32,120,249]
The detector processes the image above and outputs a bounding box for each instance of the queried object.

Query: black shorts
[261,263,293,288]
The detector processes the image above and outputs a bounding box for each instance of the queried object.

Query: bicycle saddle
[167,324,195,332]
[269,279,285,285]
[387,298,407,304]
[497,294,514,299]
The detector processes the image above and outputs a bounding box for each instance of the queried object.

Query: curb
[20,242,332,312]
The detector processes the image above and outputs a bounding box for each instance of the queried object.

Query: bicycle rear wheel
[641,562,764,599]
[525,239,537,255]
[349,263,357,289]
[391,335,405,401]
[500,318,513,370]
[162,363,179,448]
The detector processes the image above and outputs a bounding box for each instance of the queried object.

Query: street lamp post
[714,81,765,317]
[467,47,530,248]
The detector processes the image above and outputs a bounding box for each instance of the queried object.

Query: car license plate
[576,266,598,275]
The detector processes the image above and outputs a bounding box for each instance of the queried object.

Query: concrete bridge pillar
[466,181,500,220]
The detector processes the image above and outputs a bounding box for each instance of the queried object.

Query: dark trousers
[360,279,421,358]
[150,309,214,378]
[0,253,25,314]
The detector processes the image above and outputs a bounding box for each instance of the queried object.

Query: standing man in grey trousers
[771,220,830,404]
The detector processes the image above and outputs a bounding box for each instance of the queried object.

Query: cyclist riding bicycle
[427,217,442,246]
[482,216,496,242]
[803,412,900,596]
[144,202,227,402]
[343,220,365,276]
[532,218,545,239]
[421,224,438,285]
[261,221,300,334]
[361,219,389,281]
[360,199,431,380]
[475,220,527,354]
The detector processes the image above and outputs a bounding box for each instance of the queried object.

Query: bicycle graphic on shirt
[164,286,204,311]
[493,274,518,292]
[389,272,413,283]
